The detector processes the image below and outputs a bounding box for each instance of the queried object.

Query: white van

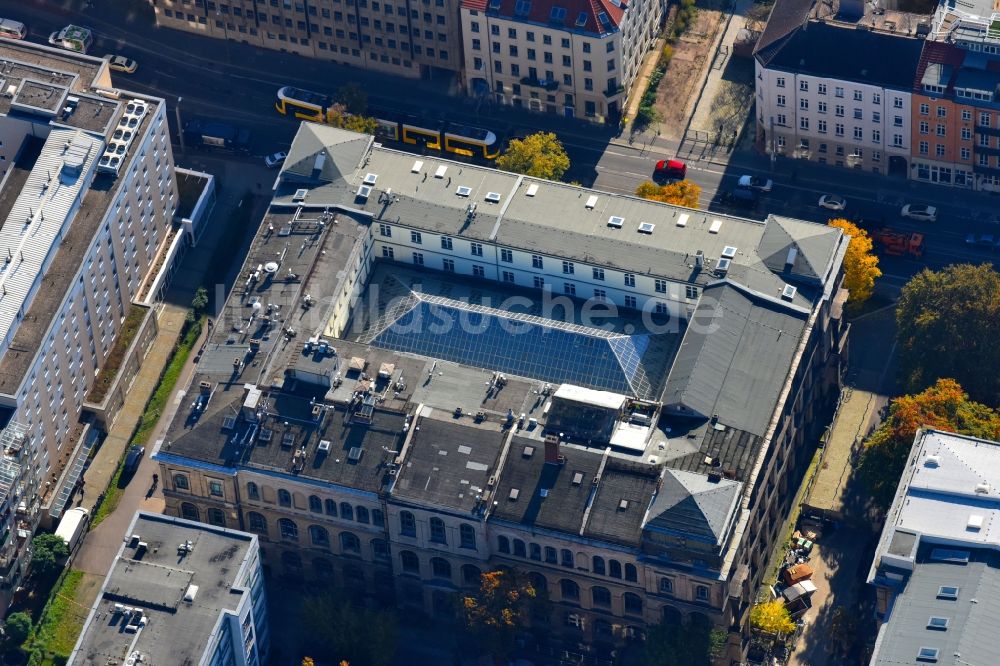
[0,19,27,40]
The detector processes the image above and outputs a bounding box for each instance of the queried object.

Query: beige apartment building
[0,40,180,606]
[153,0,462,79]
[459,0,664,122]
[155,123,849,662]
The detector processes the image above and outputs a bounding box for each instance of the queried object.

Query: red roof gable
[461,0,625,36]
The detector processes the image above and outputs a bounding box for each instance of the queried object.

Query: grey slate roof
[753,0,816,64]
[584,461,661,547]
[872,547,1000,666]
[758,215,841,284]
[281,122,372,185]
[642,469,743,546]
[759,21,924,90]
[660,282,808,437]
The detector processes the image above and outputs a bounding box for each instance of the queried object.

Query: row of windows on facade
[774,78,899,106]
[470,21,613,53]
[787,133,1000,164]
[379,248,689,307]
[377,228,692,294]
[472,39,612,66]
[202,10,451,33]
[484,55,614,76]
[186,0,450,13]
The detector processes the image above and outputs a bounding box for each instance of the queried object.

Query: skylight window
[456,185,472,197]
[916,647,939,663]
[598,11,611,28]
[488,0,501,9]
[926,616,949,630]
[485,191,502,203]
[575,11,588,26]
[550,6,567,21]
[607,215,624,228]
[515,0,531,15]
[936,585,959,600]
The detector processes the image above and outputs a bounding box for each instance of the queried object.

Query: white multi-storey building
[69,511,270,666]
[0,41,179,603]
[460,0,664,122]
[754,19,923,177]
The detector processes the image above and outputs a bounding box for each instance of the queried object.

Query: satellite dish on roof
[252,302,263,313]
[264,261,279,274]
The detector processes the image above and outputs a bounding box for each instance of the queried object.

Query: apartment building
[866,430,1000,665]
[153,0,463,79]
[154,123,848,662]
[0,41,178,605]
[459,0,663,122]
[754,20,923,176]
[907,1,1000,191]
[68,511,269,666]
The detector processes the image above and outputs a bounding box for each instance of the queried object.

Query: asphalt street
[9,0,1000,287]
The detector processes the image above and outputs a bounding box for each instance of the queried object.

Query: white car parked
[818,194,847,212]
[901,204,938,222]
[264,151,287,168]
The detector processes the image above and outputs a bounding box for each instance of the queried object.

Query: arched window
[325,499,337,516]
[513,539,526,557]
[530,543,542,560]
[625,563,638,582]
[429,517,447,544]
[592,586,611,607]
[207,508,226,527]
[314,558,334,580]
[431,557,452,579]
[400,511,416,537]
[309,495,323,513]
[400,550,420,573]
[181,503,199,521]
[246,482,259,500]
[278,489,292,507]
[371,538,389,559]
[309,525,330,547]
[609,559,622,579]
[461,564,482,585]
[623,592,643,616]
[545,546,557,563]
[459,523,476,549]
[173,474,189,490]
[278,518,298,541]
[528,571,548,593]
[247,512,267,534]
[560,549,573,567]
[560,579,580,601]
[340,531,360,553]
[372,509,385,526]
[498,535,510,553]
[662,606,683,625]
[340,502,354,521]
[356,506,370,524]
[592,555,606,576]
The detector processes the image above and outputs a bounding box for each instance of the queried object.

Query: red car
[654,159,687,181]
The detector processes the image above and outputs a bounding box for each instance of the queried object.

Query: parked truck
[48,24,93,54]
[873,228,924,258]
[183,119,251,153]
[54,507,90,554]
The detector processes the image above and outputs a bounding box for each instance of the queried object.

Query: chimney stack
[544,434,561,464]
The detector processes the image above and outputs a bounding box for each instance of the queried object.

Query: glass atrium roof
[359,292,673,398]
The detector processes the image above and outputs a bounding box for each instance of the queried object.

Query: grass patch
[85,306,150,404]
[90,317,204,528]
[24,569,86,665]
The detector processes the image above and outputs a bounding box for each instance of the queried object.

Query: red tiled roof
[461,0,625,35]
[913,40,965,92]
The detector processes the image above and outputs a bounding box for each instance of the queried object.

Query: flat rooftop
[70,512,257,666]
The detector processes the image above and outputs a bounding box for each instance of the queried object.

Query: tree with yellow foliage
[634,180,701,209]
[750,599,796,637]
[828,218,881,304]
[300,658,315,666]
[463,570,542,661]
[496,132,570,181]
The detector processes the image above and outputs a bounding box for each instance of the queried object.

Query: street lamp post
[175,96,185,154]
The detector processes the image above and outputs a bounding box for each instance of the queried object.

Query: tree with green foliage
[859,378,1000,510]
[637,614,726,666]
[301,589,396,666]
[189,287,209,323]
[3,611,32,649]
[30,533,69,579]
[896,264,1000,406]
[462,570,542,661]
[496,132,570,181]
[337,83,369,115]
